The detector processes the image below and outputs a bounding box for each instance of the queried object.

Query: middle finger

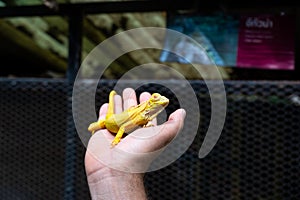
[122,88,137,110]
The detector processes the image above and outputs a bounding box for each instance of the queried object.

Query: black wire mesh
[0,78,300,200]
[0,79,68,200]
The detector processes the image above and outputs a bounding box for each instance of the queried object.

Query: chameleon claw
[111,137,121,147]
[143,121,155,128]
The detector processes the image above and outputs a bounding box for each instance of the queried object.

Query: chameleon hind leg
[107,90,126,147]
[88,90,117,134]
[107,90,117,118]
[99,90,125,147]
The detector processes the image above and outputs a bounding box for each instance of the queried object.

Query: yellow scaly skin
[88,90,169,147]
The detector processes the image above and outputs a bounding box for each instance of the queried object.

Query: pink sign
[237,14,295,70]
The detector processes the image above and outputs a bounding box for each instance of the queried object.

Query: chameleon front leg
[111,126,125,147]
[88,90,117,134]
[143,121,155,127]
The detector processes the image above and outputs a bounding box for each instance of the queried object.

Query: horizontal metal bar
[0,0,196,17]
[0,0,297,18]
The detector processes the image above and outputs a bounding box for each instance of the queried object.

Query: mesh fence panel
[0,79,299,200]
[0,79,68,200]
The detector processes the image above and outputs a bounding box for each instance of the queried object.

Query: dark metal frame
[0,0,298,81]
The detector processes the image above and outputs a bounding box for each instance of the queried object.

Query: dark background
[0,1,300,199]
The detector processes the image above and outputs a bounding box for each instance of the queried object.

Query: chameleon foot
[111,137,121,147]
[143,121,155,127]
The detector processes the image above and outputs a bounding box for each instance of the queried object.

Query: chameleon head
[150,93,169,106]
[146,93,169,117]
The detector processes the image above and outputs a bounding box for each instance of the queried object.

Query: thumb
[126,108,186,152]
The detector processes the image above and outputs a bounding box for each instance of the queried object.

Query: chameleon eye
[152,93,160,100]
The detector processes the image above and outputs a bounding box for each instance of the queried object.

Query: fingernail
[180,108,186,118]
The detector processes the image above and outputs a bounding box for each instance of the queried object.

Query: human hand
[85,88,186,199]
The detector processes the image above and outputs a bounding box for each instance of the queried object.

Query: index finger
[98,103,108,120]
[139,91,151,103]
[122,88,137,110]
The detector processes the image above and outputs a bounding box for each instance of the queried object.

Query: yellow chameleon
[88,90,169,147]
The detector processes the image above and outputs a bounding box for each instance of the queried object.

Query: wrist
[87,167,146,200]
[87,166,144,185]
